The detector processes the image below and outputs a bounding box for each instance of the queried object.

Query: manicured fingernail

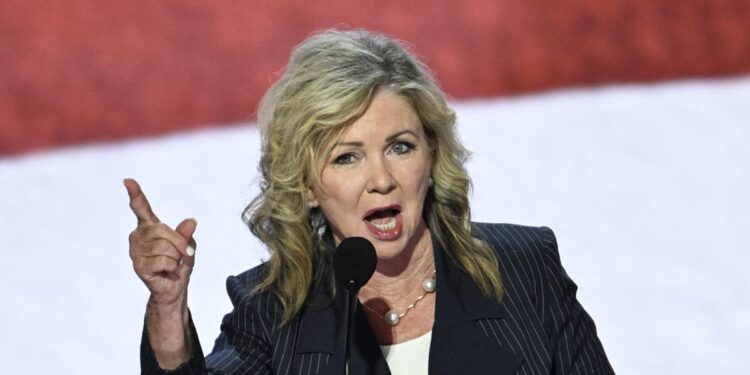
[187,245,195,256]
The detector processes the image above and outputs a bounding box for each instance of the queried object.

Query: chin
[370,237,412,259]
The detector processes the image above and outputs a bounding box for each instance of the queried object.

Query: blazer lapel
[296,278,390,375]
[429,237,523,375]
[294,234,522,375]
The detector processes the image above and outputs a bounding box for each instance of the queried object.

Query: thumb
[175,218,198,258]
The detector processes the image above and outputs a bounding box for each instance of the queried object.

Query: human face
[309,90,433,259]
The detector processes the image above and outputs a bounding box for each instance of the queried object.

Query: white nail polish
[187,245,195,256]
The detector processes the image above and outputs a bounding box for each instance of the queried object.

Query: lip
[364,211,403,241]
[362,204,402,220]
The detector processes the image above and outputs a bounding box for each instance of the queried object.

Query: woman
[126,29,614,374]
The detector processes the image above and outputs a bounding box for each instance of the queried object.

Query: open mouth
[364,207,401,231]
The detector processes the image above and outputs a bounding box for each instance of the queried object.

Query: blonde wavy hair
[243,29,503,325]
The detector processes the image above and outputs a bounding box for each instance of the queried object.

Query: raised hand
[125,178,197,304]
[124,178,196,368]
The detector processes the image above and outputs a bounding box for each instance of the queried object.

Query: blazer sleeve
[140,273,275,375]
[539,226,615,374]
[140,311,207,374]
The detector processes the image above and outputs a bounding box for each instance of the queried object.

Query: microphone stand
[333,236,376,375]
[343,280,359,375]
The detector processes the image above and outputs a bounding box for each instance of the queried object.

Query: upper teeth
[372,217,396,231]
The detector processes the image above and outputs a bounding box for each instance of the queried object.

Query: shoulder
[471,222,564,307]
[225,263,268,305]
[471,222,558,257]
[222,263,283,338]
[469,224,615,372]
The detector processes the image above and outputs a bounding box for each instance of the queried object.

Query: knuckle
[132,259,146,275]
[150,223,168,237]
[156,256,177,272]
[142,224,161,240]
[150,240,166,255]
[154,240,181,259]
[137,244,152,258]
[141,224,156,237]
[144,258,161,274]
[175,236,188,250]
[130,200,146,214]
[153,238,172,251]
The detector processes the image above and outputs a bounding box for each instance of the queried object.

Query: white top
[380,331,432,375]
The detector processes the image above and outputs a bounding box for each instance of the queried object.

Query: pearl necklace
[362,270,436,326]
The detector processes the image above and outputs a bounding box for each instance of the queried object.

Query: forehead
[337,90,423,141]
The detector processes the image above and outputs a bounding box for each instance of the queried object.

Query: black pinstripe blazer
[142,223,614,374]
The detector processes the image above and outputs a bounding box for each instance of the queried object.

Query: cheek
[408,159,432,190]
[317,184,358,220]
[397,168,431,203]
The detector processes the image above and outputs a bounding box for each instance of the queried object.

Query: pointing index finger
[123,178,160,225]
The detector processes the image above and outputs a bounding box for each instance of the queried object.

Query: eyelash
[331,141,416,165]
[332,153,356,165]
[390,141,415,155]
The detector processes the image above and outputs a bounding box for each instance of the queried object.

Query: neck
[358,222,435,308]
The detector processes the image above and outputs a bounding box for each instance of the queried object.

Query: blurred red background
[1,0,749,155]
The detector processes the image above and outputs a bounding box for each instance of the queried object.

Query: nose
[366,156,396,194]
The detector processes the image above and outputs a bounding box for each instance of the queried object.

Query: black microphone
[333,237,377,375]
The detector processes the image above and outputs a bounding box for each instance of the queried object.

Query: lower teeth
[373,218,396,231]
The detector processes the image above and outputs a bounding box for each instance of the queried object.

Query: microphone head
[333,237,377,290]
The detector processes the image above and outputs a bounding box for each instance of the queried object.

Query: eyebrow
[335,130,418,147]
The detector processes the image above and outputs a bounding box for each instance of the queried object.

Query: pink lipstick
[363,205,402,240]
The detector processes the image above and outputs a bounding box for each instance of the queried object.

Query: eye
[390,141,415,155]
[332,152,357,165]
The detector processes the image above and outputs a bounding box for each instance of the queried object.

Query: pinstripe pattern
[142,223,614,374]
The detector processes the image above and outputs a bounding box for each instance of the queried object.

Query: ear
[307,189,319,208]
